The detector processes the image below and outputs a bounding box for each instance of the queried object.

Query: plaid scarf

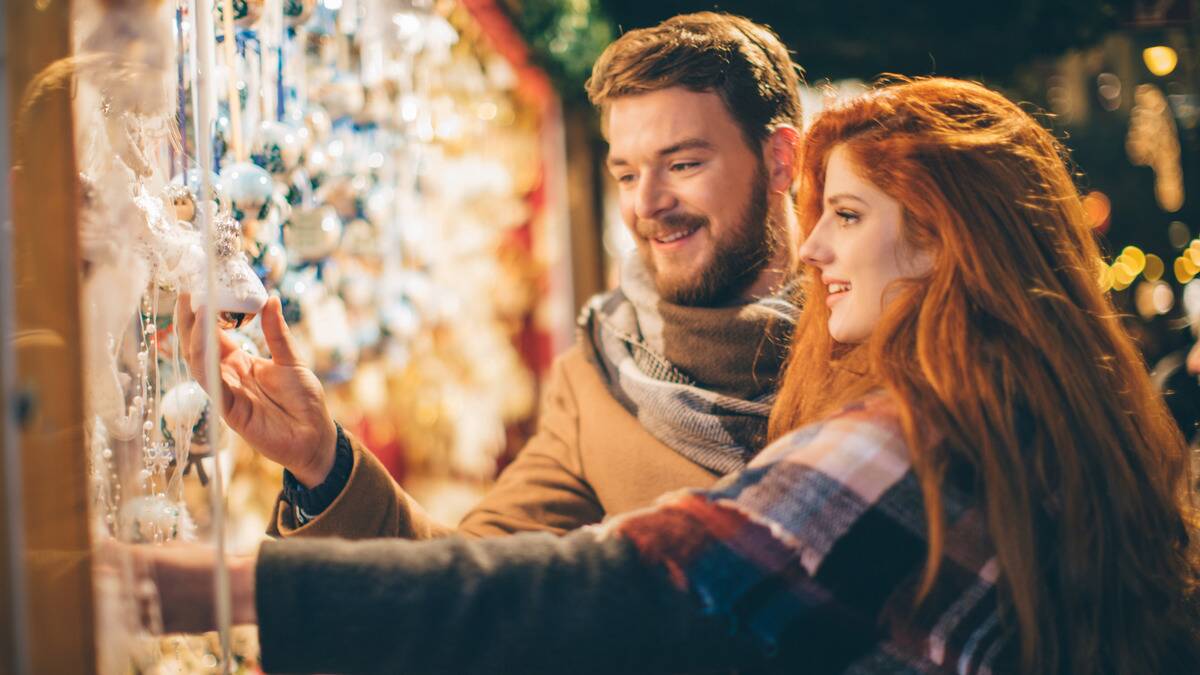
[610,395,1015,674]
[579,255,798,475]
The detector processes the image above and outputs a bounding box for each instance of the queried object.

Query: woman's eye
[835,209,860,225]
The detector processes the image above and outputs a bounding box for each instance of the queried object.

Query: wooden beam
[6,0,96,671]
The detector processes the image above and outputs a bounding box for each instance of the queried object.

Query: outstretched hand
[98,540,258,635]
[175,294,337,487]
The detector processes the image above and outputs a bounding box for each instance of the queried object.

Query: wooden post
[5,0,96,672]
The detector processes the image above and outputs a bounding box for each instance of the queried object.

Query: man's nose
[633,172,676,221]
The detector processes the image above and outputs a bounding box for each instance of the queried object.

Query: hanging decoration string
[189,0,234,670]
[219,0,245,163]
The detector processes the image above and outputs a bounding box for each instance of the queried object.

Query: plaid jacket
[612,394,1017,674]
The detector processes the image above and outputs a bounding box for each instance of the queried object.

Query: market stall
[3,0,573,671]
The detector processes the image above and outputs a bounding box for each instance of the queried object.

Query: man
[180,12,805,542]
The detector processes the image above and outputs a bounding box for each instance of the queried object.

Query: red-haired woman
[149,79,1199,674]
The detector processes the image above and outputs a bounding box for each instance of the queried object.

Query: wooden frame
[4,0,96,672]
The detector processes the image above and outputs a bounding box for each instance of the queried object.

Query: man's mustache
[635,213,708,239]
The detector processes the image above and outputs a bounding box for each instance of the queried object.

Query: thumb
[261,296,302,367]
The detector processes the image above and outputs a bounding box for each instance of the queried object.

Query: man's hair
[585,12,803,146]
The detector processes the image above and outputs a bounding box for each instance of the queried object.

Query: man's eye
[616,174,636,185]
[670,162,701,172]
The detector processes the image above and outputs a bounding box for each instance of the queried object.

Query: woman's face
[798,145,931,344]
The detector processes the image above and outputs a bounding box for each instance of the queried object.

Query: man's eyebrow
[657,138,715,156]
[607,138,715,168]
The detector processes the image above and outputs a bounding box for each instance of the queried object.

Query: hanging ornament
[318,74,365,121]
[282,0,317,27]
[285,205,343,262]
[284,169,313,208]
[340,217,379,258]
[220,161,275,222]
[189,213,269,329]
[250,121,305,176]
[118,495,196,543]
[160,381,209,446]
[159,380,226,484]
[215,0,265,30]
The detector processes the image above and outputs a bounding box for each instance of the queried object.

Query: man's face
[605,87,775,306]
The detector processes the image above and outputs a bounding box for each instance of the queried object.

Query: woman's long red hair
[769,78,1200,673]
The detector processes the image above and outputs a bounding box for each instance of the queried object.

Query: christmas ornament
[189,213,269,329]
[282,0,318,27]
[285,205,343,262]
[250,121,305,176]
[220,161,275,222]
[215,0,265,29]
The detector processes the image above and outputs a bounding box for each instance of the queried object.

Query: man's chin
[652,272,718,306]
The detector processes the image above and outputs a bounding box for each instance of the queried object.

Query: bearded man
[178,11,806,542]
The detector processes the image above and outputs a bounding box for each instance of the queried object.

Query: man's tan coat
[270,343,721,540]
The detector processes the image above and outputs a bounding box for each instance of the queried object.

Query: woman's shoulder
[753,392,910,475]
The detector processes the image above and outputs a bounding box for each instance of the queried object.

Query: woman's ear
[764,125,801,194]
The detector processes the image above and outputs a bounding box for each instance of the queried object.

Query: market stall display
[62,0,570,671]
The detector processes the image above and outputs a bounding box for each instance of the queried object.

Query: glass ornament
[318,74,365,121]
[214,0,265,29]
[219,161,274,222]
[285,205,343,262]
[118,495,194,543]
[188,213,269,327]
[250,121,305,176]
[282,0,317,27]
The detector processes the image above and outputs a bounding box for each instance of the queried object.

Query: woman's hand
[175,294,337,487]
[111,542,258,634]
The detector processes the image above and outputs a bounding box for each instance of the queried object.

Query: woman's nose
[798,224,832,267]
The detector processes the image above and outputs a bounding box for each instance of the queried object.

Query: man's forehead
[604,89,740,158]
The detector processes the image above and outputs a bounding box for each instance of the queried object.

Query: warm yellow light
[1099,265,1114,292]
[1177,257,1199,284]
[1121,247,1147,274]
[1143,46,1178,77]
[1113,262,1137,286]
[1144,254,1165,281]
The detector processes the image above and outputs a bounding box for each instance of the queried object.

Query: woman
[152,78,1199,674]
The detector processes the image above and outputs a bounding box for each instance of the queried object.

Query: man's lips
[646,224,702,249]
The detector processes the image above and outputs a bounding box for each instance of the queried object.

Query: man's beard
[637,162,777,307]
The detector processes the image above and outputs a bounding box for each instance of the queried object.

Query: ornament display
[69,0,566,670]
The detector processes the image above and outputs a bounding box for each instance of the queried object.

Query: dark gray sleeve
[255,529,765,675]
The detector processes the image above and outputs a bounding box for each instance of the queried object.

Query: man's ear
[763,125,801,194]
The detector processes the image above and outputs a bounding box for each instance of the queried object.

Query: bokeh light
[1083,191,1112,230]
[1143,45,1178,77]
